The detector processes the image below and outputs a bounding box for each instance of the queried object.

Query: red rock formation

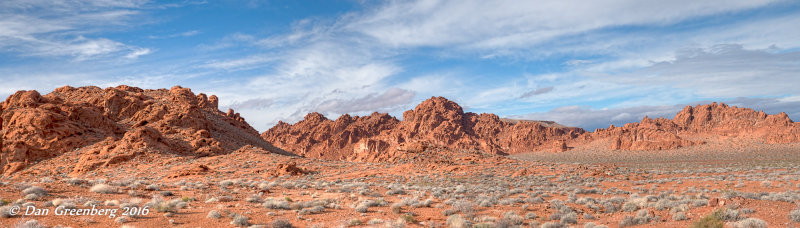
[594,102,800,150]
[264,98,800,159]
[261,112,400,159]
[0,85,289,175]
[262,96,586,161]
[268,161,312,177]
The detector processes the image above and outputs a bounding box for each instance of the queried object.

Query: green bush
[691,211,724,228]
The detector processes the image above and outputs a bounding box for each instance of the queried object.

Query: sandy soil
[1,144,800,228]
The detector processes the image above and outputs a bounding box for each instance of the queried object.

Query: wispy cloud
[347,0,782,52]
[202,55,278,71]
[625,44,800,98]
[519,86,554,99]
[315,88,415,114]
[147,30,200,39]
[0,0,152,61]
[510,104,687,130]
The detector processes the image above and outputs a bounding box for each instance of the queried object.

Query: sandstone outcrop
[262,97,586,161]
[264,98,800,160]
[593,102,800,150]
[0,85,289,175]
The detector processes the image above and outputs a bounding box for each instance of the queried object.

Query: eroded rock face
[594,102,800,150]
[0,85,288,175]
[261,112,400,159]
[264,98,800,160]
[262,96,586,161]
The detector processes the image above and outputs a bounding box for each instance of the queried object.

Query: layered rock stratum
[0,85,289,175]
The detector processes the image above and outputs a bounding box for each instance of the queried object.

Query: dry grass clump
[272,218,295,228]
[620,209,655,227]
[446,214,471,228]
[263,197,291,210]
[230,214,249,227]
[730,218,767,228]
[207,210,222,219]
[90,184,117,194]
[790,208,800,222]
[22,186,48,200]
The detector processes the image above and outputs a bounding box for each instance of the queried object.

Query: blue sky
[2,0,800,131]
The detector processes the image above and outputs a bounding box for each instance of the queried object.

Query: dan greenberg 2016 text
[12,205,150,218]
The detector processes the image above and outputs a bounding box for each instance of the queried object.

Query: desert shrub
[386,189,406,195]
[22,186,47,196]
[90,184,117,194]
[145,184,160,191]
[441,208,457,216]
[263,198,290,210]
[368,218,384,225]
[299,206,325,215]
[713,208,740,221]
[219,180,235,188]
[390,202,403,214]
[673,212,688,221]
[230,215,249,227]
[692,199,709,207]
[670,204,689,214]
[524,212,537,220]
[15,219,44,228]
[355,204,368,213]
[446,214,471,228]
[503,211,523,225]
[619,216,636,227]
[602,202,619,213]
[271,218,294,228]
[67,177,87,186]
[400,213,416,224]
[349,218,363,226]
[790,209,800,222]
[583,213,596,220]
[1,206,17,218]
[620,209,654,227]
[622,201,638,212]
[207,210,222,219]
[583,222,608,228]
[452,200,476,214]
[731,218,767,228]
[540,222,565,228]
[246,195,262,203]
[560,212,578,224]
[691,211,724,228]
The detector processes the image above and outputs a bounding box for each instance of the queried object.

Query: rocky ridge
[0,85,289,175]
[262,97,587,161]
[264,98,800,161]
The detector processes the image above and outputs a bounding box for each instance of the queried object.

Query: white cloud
[0,0,151,61]
[347,0,782,50]
[624,44,800,98]
[147,30,200,39]
[510,104,686,131]
[124,48,152,59]
[512,96,800,131]
[519,86,554,98]
[314,88,415,114]
[202,55,278,70]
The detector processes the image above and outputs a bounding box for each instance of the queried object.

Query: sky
[1,0,799,131]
